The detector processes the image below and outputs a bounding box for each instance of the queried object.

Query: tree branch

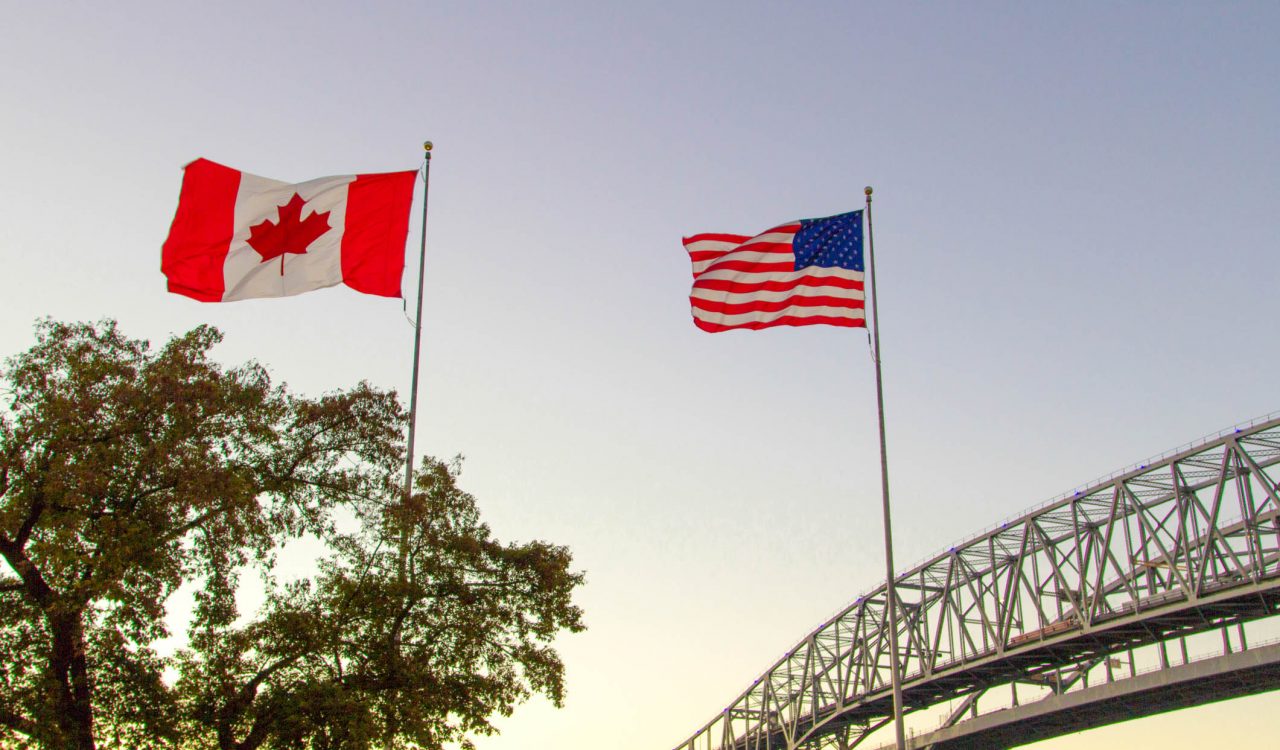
[0,532,56,609]
[0,703,38,740]
[156,505,236,548]
[233,704,278,750]
[215,648,313,750]
[14,490,45,552]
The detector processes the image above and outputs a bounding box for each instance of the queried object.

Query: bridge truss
[673,414,1280,750]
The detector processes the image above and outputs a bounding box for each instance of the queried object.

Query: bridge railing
[906,408,1280,593]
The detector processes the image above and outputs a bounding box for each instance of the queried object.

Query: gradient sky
[3,2,1279,748]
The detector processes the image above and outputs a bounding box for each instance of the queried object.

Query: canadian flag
[162,158,417,302]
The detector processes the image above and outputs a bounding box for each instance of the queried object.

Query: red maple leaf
[247,193,332,275]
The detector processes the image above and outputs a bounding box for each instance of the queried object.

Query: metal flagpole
[864,185,907,749]
[402,141,433,517]
[383,141,432,749]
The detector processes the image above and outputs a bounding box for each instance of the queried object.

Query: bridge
[672,413,1280,750]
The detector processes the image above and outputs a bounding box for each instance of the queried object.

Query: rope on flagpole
[864,185,908,749]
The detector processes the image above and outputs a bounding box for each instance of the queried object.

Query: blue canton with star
[793,210,864,271]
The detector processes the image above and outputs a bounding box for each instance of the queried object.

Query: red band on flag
[692,276,865,294]
[690,295,863,316]
[693,315,864,333]
[341,171,417,298]
[161,158,240,302]
[683,232,753,244]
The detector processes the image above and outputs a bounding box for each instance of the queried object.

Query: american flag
[683,210,867,332]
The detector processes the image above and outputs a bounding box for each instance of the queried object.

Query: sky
[2,1,1279,748]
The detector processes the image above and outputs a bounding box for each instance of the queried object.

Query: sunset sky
[3,2,1278,748]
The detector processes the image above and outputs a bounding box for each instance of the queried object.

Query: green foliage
[0,320,584,750]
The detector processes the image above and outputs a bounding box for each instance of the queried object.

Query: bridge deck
[673,416,1280,750]
[915,641,1280,749]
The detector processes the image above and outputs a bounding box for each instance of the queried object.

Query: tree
[0,320,585,750]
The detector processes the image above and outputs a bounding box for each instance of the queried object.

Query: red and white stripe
[683,223,866,332]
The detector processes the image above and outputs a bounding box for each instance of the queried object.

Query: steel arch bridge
[673,414,1280,750]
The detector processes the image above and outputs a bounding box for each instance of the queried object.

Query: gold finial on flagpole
[865,185,873,197]
[423,141,433,152]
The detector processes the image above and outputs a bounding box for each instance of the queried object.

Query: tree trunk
[49,610,95,750]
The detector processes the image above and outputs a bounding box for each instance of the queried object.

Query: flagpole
[401,141,433,516]
[864,185,907,749]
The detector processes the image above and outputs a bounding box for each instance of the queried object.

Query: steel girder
[671,414,1280,750]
